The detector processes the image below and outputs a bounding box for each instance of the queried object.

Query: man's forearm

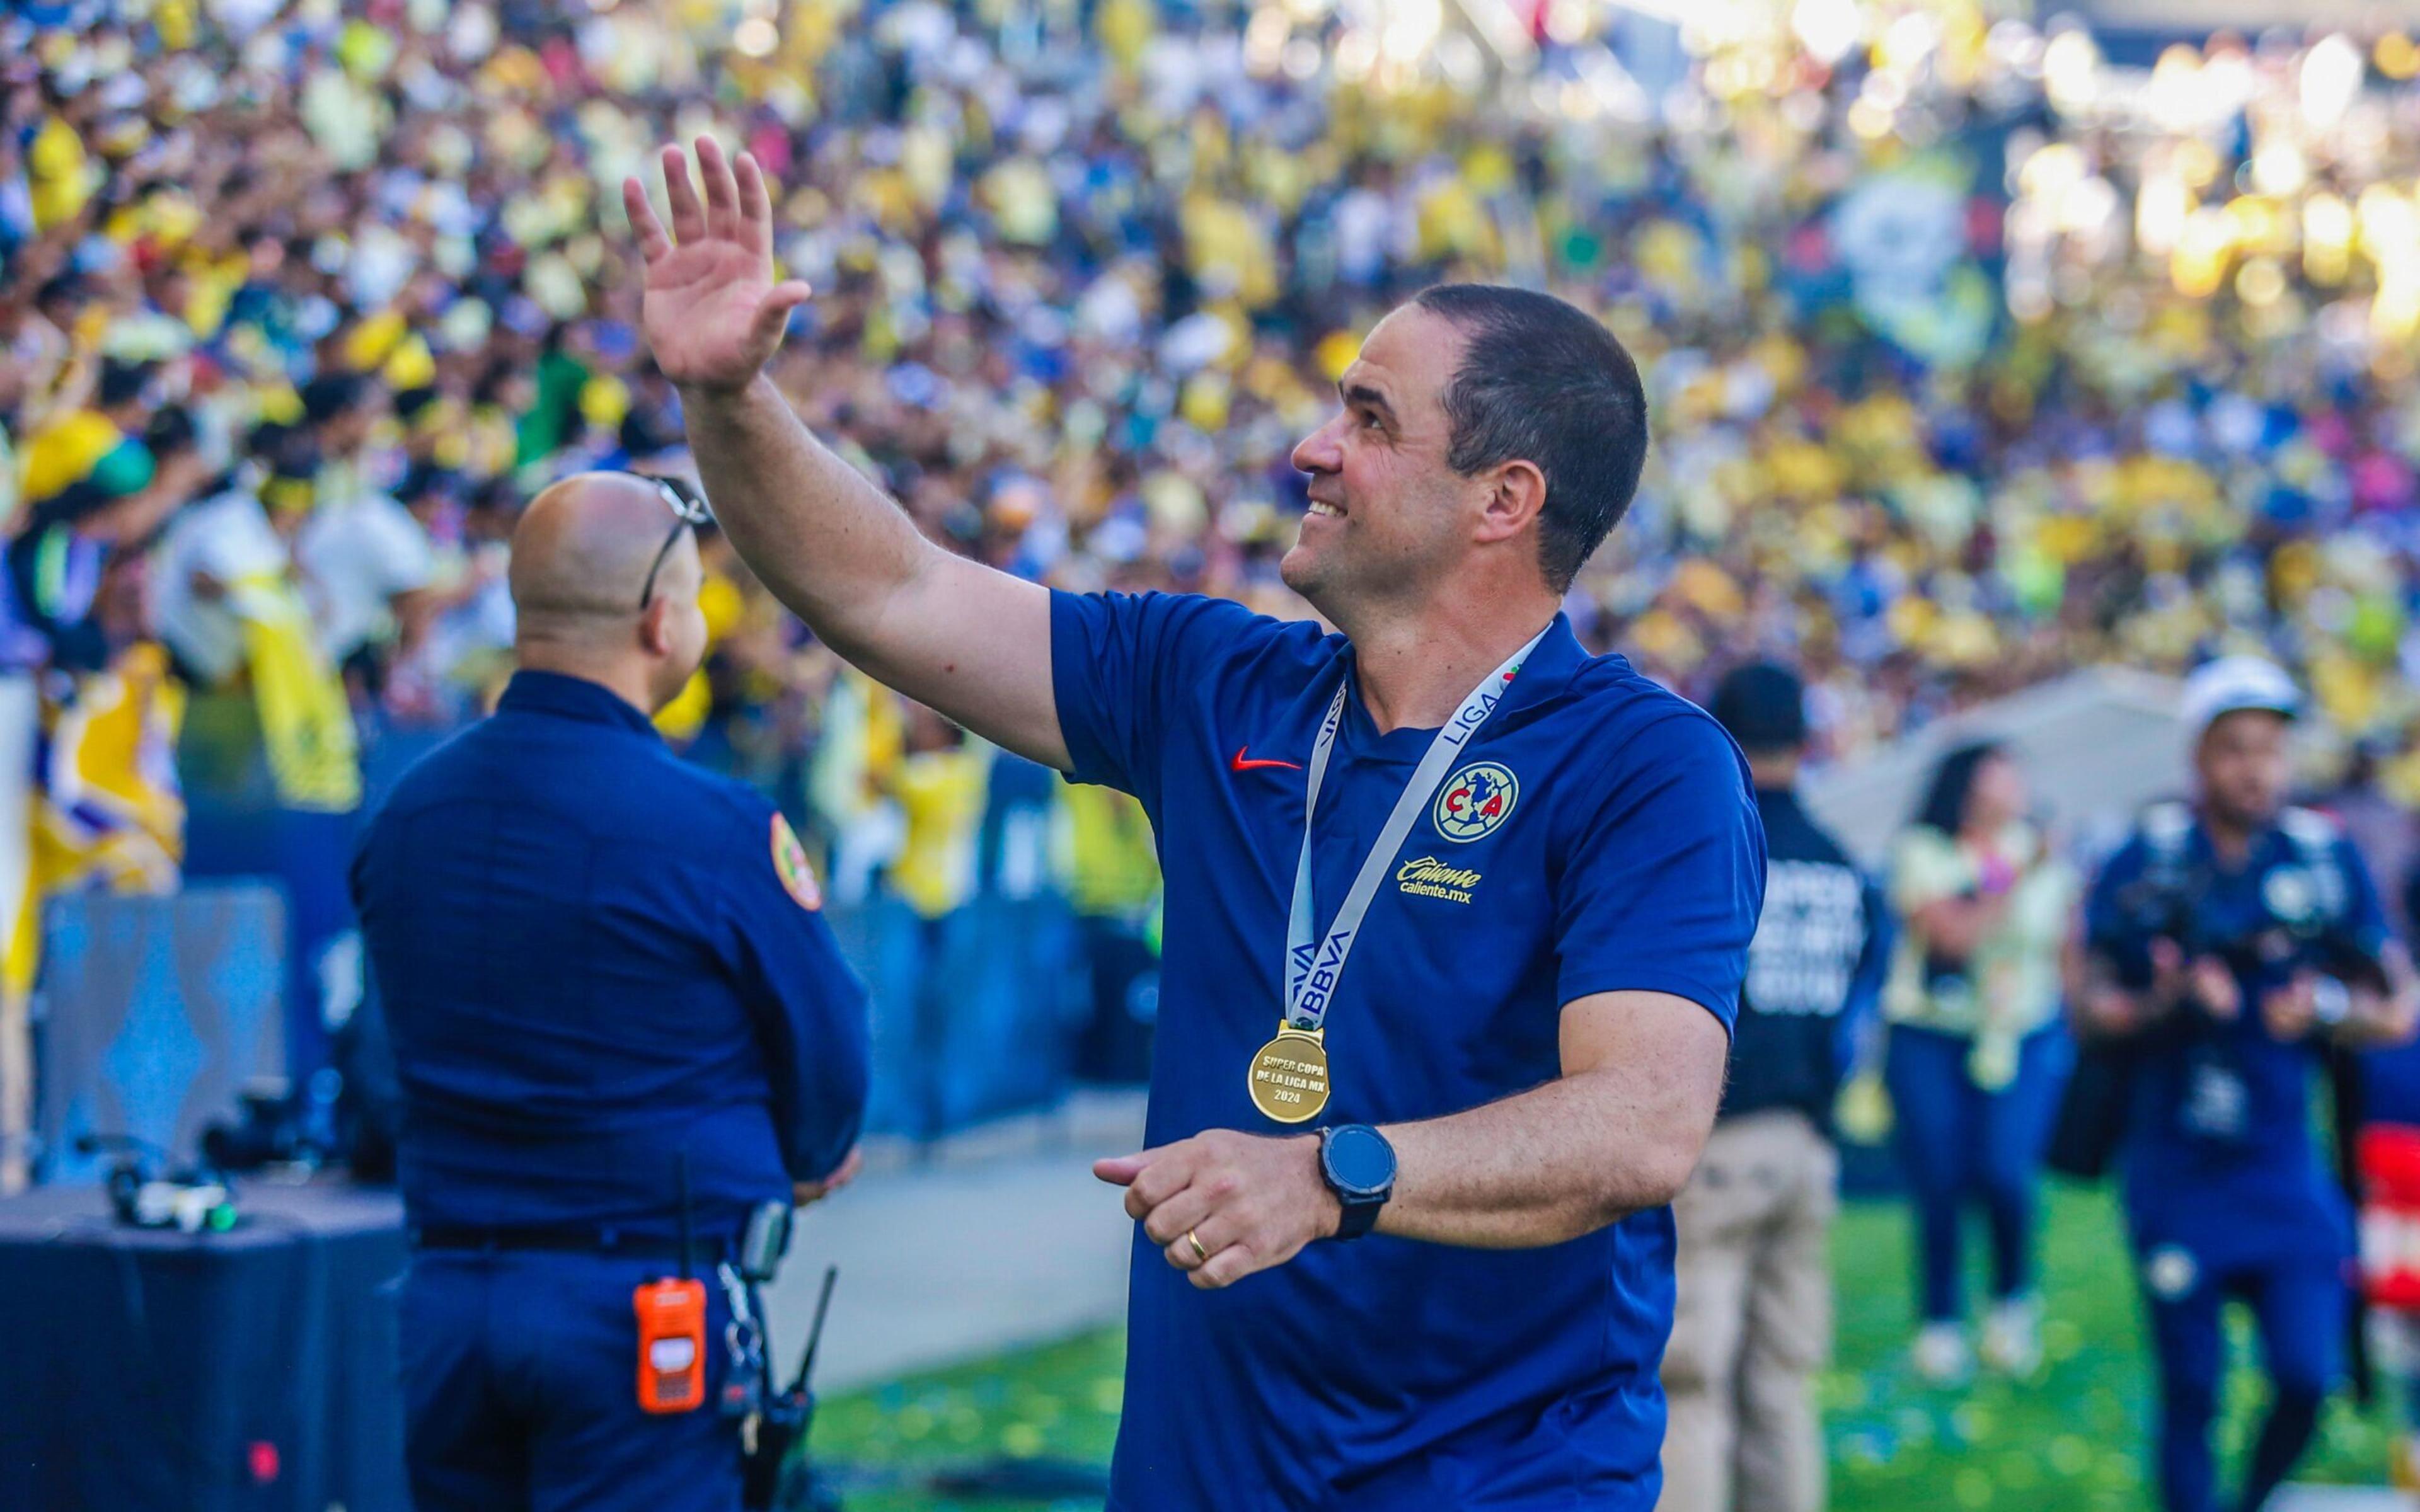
[678,374,935,663]
[677,374,1068,767]
[2336,944,2420,1048]
[631,139,1064,765]
[2074,942,2199,1040]
[1377,1068,1705,1250]
[2334,994,2409,1048]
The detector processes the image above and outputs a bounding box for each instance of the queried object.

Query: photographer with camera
[2077,656,2418,1512]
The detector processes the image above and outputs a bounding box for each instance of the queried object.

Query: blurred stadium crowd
[9,0,2420,1167]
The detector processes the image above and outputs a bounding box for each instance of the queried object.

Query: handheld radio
[742,1265,840,1511]
[635,1154,709,1414]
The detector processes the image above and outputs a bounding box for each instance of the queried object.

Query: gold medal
[1247,1026,1330,1124]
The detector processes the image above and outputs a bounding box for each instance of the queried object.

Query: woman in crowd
[1883,742,2078,1385]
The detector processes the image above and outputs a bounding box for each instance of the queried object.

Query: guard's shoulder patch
[770,813,822,911]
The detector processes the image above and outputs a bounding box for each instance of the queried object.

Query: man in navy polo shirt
[624,139,1765,1509]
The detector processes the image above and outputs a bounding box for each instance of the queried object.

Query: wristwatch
[1318,1125,1397,1240]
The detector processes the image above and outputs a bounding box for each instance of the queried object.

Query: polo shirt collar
[1337,612,1586,760]
[497,669,661,739]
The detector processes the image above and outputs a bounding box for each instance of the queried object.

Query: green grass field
[808,1183,2405,1509]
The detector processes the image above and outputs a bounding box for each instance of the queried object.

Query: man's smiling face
[1282,305,1480,616]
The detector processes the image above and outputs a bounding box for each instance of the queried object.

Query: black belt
[412,1225,733,1262]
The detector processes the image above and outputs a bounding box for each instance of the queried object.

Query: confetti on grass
[806,1189,2406,1510]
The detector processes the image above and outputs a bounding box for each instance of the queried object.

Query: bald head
[512,472,698,619]
[510,471,710,713]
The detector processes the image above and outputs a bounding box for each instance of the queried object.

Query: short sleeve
[1048,589,1279,811]
[1889,827,1969,914]
[1553,712,1766,1031]
[2332,835,2393,960]
[2083,835,2152,981]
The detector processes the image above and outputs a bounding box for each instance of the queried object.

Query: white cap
[2181,655,2301,742]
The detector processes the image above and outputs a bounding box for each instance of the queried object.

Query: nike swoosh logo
[1231,747,1303,772]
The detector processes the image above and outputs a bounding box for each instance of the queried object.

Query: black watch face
[1327,1126,1395,1196]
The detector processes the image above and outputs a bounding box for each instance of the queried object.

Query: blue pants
[1885,1023,2066,1322]
[2139,1252,2344,1512]
[401,1251,742,1512]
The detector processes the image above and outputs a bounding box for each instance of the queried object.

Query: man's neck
[515,641,658,719]
[2199,803,2266,865]
[1337,590,1561,735]
[1746,752,1801,791]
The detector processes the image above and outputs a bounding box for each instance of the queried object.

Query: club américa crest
[1434,761,1519,842]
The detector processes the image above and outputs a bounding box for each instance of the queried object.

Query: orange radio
[634,1276,708,1414]
[635,1153,710,1414]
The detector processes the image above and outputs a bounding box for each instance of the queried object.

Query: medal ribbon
[1281,624,1551,1033]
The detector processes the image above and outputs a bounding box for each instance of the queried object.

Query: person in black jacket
[1660,662,1886,1512]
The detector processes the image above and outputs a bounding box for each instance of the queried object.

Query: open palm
[622,138,813,394]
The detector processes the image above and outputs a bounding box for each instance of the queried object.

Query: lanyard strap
[1281,624,1550,1032]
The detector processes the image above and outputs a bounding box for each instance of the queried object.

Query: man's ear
[637,597,673,657]
[1475,459,1547,546]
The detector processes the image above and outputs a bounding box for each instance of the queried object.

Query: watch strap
[1334,1191,1383,1240]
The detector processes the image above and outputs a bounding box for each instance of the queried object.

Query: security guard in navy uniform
[2078,656,2417,1512]
[1662,662,1886,1512]
[354,471,870,1512]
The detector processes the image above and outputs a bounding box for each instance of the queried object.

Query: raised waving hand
[622,137,813,396]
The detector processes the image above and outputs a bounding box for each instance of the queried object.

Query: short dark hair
[143,405,199,459]
[1710,662,1807,754]
[393,386,439,423]
[1913,741,2007,836]
[396,462,464,507]
[1411,284,1650,595]
[301,370,372,427]
[97,359,156,410]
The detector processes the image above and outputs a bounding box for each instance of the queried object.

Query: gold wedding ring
[1185,1229,1210,1265]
